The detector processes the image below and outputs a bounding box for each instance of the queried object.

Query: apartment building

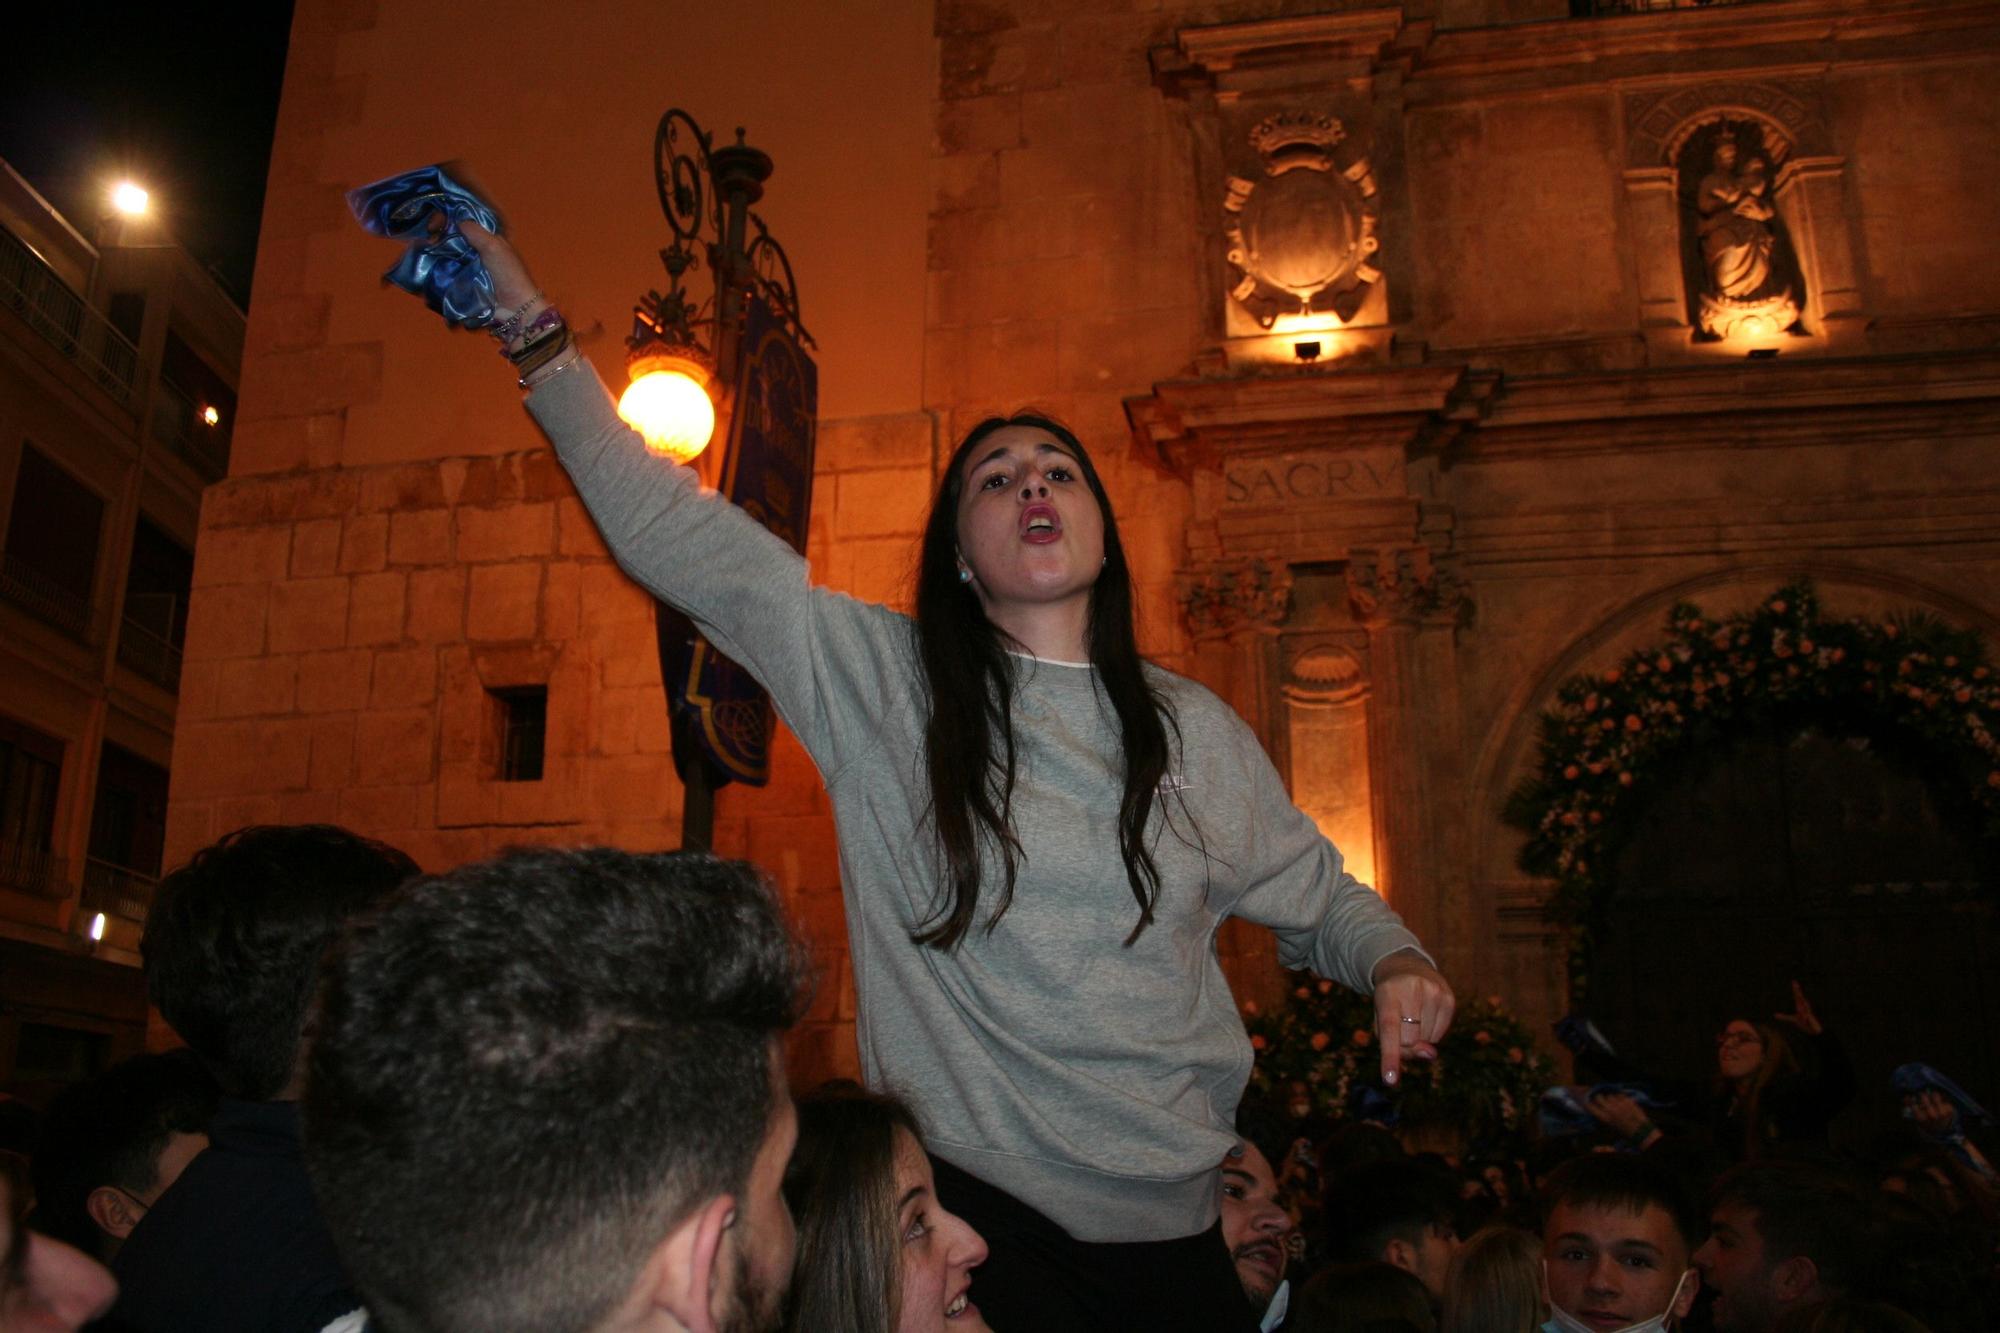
[0,158,241,1099]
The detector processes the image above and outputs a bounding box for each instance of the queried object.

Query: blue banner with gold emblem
[659,293,817,785]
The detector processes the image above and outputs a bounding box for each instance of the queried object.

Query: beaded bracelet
[487,292,544,346]
[502,305,566,360]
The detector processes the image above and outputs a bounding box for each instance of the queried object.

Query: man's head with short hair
[142,824,418,1099]
[1694,1162,1873,1333]
[305,847,806,1333]
[1541,1153,1701,1330]
[30,1050,218,1259]
[1220,1138,1293,1316]
[1324,1158,1462,1300]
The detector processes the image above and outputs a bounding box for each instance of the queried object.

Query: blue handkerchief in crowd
[1538,1083,1673,1139]
[347,164,502,329]
[1893,1062,1992,1129]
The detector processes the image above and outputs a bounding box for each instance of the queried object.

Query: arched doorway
[1589,724,2000,1144]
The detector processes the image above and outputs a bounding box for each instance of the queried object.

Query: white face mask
[1542,1263,1693,1333]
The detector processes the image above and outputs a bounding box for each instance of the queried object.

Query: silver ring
[1400,1017,1421,1024]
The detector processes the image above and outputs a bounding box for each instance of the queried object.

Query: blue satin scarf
[347,164,502,329]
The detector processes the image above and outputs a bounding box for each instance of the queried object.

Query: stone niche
[1621,79,1868,357]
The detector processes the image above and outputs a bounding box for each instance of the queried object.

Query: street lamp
[627,109,816,851]
[110,181,150,217]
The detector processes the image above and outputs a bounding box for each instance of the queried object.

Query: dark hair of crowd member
[305,848,805,1333]
[142,824,419,1099]
[913,411,1182,949]
[1291,1260,1438,1333]
[30,1050,219,1257]
[1711,1161,1874,1305]
[780,1085,924,1333]
[1540,1152,1702,1255]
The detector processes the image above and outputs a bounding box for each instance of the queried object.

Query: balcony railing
[0,224,139,405]
[0,840,72,901]
[117,614,183,691]
[150,375,230,479]
[81,857,158,925]
[0,551,92,640]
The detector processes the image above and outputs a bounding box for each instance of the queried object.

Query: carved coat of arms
[1224,113,1381,328]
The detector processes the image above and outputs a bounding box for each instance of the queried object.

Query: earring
[958,567,973,584]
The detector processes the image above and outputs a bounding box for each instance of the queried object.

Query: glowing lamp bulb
[111,182,150,216]
[618,355,716,464]
[88,912,107,942]
[202,405,221,426]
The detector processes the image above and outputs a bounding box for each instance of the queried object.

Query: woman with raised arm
[453,220,1454,1331]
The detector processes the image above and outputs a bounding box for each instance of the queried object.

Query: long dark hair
[913,412,1179,950]
[780,1086,924,1333]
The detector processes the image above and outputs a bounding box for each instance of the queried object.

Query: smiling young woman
[452,221,1453,1330]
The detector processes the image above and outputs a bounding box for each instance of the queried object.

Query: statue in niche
[1678,121,1803,340]
[1223,112,1381,328]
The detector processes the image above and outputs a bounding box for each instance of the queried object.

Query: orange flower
[1618,771,1633,787]
[1473,1030,1492,1045]
[1603,670,1622,685]
[1624,714,1643,732]
[1243,1001,1259,1017]
[1770,600,1788,614]
[1563,764,1580,780]
[1251,1034,1267,1050]
[1353,1029,1373,1047]
[1311,1031,1332,1052]
[1506,1047,1525,1063]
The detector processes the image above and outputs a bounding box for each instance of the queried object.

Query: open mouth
[1021,503,1061,541]
[1233,1241,1281,1275]
[945,1289,975,1319]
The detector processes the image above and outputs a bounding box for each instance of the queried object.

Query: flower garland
[1504,581,2000,996]
[1244,980,1555,1148]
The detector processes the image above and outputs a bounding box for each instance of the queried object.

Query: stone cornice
[1171,8,1411,76]
[1407,0,2000,94]
[1461,347,2000,457]
[1125,364,1489,475]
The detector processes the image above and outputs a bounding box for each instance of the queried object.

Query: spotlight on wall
[1293,340,1322,364]
[87,912,106,942]
[110,181,150,217]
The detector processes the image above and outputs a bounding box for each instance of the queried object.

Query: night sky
[1,4,297,305]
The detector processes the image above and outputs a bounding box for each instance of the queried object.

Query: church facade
[162,0,2000,1088]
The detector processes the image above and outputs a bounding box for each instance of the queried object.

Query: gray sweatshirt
[527,361,1430,1241]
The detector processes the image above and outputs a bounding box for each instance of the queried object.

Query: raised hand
[458,220,544,328]
[1773,979,1822,1036]
[1371,951,1454,1087]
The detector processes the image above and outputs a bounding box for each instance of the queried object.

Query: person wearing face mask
[1539,1154,1702,1333]
[781,1087,993,1333]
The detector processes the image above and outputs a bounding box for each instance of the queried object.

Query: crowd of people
[1,822,1994,1332]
